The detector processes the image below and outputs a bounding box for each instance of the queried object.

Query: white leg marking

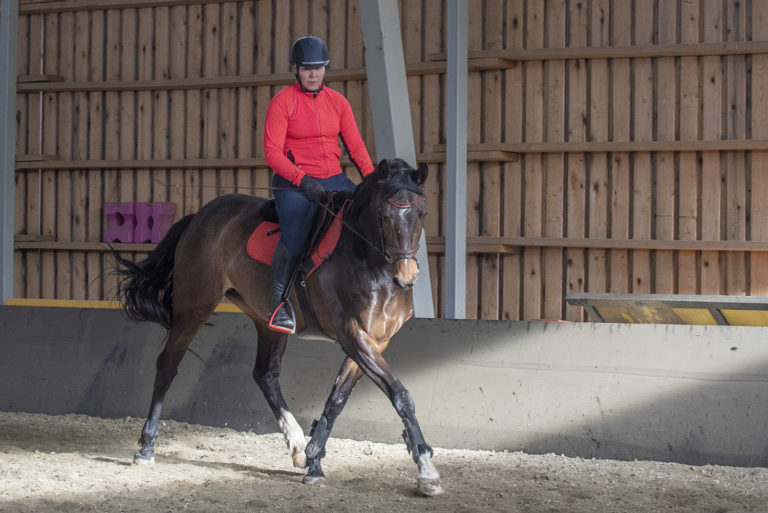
[416,453,444,496]
[278,409,307,468]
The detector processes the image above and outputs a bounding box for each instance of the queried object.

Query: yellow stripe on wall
[3,298,243,313]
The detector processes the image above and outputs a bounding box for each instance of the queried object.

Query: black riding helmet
[290,35,330,67]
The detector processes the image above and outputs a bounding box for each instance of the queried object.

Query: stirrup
[268,300,295,334]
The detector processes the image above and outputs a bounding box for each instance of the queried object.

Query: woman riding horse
[115,158,444,496]
[264,35,375,333]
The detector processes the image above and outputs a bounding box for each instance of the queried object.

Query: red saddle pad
[246,221,280,265]
[246,200,350,270]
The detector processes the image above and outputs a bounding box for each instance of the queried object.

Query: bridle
[377,196,423,267]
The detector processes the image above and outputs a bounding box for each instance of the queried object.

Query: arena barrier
[2,304,767,467]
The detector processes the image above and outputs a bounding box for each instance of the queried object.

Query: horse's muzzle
[393,255,419,289]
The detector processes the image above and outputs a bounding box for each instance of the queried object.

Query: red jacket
[264,82,374,186]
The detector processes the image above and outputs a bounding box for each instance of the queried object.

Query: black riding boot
[268,241,297,333]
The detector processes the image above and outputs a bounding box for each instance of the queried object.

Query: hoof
[292,450,307,469]
[133,453,155,466]
[417,477,445,497]
[302,474,325,485]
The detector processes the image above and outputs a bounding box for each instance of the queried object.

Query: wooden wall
[12,0,768,321]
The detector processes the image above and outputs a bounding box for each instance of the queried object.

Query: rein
[315,195,422,265]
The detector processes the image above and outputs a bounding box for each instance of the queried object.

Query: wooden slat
[631,0,654,294]
[609,0,632,295]
[20,0,225,14]
[522,0,544,320]
[725,0,748,295]
[751,3,768,295]
[677,0,700,295]
[432,139,768,153]
[564,0,588,321]
[428,40,768,62]
[654,0,678,295]
[424,236,768,252]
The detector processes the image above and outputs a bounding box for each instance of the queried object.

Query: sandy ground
[0,412,767,513]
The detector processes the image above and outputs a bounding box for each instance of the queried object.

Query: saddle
[246,197,350,277]
[246,196,351,339]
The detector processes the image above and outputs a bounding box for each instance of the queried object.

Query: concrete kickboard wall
[2,305,767,467]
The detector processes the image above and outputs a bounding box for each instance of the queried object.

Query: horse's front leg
[303,357,363,484]
[348,335,444,496]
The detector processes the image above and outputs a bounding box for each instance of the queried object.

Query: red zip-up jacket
[264,82,374,186]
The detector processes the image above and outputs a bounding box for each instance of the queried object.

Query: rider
[264,35,375,333]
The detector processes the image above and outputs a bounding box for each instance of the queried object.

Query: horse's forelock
[351,161,424,214]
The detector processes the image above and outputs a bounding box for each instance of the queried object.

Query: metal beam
[358,0,434,318]
[445,0,468,319]
[1,0,18,302]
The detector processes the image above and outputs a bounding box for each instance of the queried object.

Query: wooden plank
[430,139,768,153]
[102,8,121,298]
[542,0,565,320]
[40,11,59,298]
[751,2,768,295]
[20,0,231,15]
[609,0,631,294]
[24,14,43,298]
[427,40,768,62]
[422,0,444,317]
[87,9,105,300]
[654,0,678,295]
[501,0,524,321]
[725,0,747,295]
[631,0,654,294]
[253,0,273,194]
[522,0,544,320]
[235,1,255,196]
[479,0,503,320]
[218,1,236,196]
[71,10,90,300]
[201,3,219,205]
[185,4,203,214]
[564,0,588,321]
[167,4,187,217]
[422,236,768,252]
[586,0,610,298]
[700,0,723,294]
[677,0,700,295]
[464,1,482,319]
[56,11,75,299]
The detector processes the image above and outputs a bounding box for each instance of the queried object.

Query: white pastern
[416,453,445,496]
[278,409,307,468]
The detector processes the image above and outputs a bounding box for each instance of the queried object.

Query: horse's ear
[413,162,428,186]
[376,159,391,180]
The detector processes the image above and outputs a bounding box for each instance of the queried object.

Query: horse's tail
[114,214,195,330]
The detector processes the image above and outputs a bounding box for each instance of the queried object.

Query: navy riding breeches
[273,172,357,257]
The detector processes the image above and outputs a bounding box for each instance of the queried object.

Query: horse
[114,158,444,496]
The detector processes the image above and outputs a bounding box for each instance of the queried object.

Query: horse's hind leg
[252,326,307,468]
[134,312,212,464]
[303,357,363,484]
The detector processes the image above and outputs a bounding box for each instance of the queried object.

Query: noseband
[378,196,423,267]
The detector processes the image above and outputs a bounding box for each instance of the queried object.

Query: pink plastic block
[103,202,137,243]
[134,202,176,243]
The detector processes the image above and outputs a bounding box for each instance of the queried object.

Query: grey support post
[358,0,434,317]
[0,0,18,302]
[445,0,468,319]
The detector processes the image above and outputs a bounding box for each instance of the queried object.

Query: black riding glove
[299,175,327,203]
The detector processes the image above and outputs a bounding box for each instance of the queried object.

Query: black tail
[114,214,195,330]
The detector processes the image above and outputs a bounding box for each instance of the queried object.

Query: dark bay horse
[115,158,443,496]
